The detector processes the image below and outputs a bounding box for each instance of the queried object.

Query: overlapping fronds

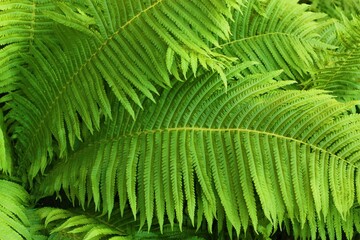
[0,180,45,240]
[37,63,360,238]
[0,0,56,94]
[37,207,130,240]
[0,110,12,175]
[306,15,360,102]
[286,207,360,240]
[310,0,360,19]
[8,0,242,180]
[37,207,208,240]
[2,1,360,239]
[216,0,334,81]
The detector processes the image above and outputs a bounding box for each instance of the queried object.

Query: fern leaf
[38,208,128,240]
[216,0,334,81]
[310,0,360,19]
[38,207,207,240]
[0,180,46,240]
[8,0,242,180]
[38,61,360,237]
[0,0,56,95]
[306,15,360,102]
[0,110,12,175]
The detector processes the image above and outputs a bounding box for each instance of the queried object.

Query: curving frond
[37,207,208,240]
[215,0,334,82]
[8,0,242,180]
[0,0,58,179]
[37,207,130,240]
[305,15,360,102]
[0,180,46,240]
[37,62,360,238]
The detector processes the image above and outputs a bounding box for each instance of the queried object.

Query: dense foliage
[1,0,360,239]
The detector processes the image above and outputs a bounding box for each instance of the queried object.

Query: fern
[215,0,334,82]
[2,0,360,239]
[37,207,209,240]
[310,0,360,19]
[0,180,46,240]
[305,15,360,102]
[38,207,129,240]
[37,63,360,238]
[6,0,242,181]
[0,0,56,94]
[0,110,12,174]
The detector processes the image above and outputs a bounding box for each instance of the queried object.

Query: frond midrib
[29,2,36,47]
[21,0,164,161]
[77,126,356,169]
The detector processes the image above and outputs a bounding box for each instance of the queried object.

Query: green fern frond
[0,180,46,240]
[0,0,58,179]
[37,207,208,240]
[310,0,360,19]
[37,62,360,238]
[305,15,360,101]
[41,0,242,108]
[0,110,12,175]
[9,38,110,180]
[216,0,334,81]
[8,0,242,180]
[286,206,360,240]
[37,207,129,240]
[0,0,56,94]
